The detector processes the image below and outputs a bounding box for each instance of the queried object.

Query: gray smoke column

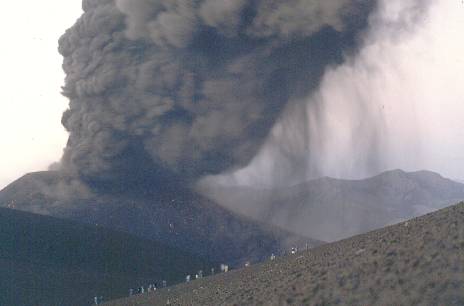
[208,0,464,189]
[58,0,374,188]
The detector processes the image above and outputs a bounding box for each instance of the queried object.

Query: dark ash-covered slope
[0,171,321,266]
[202,169,464,241]
[106,202,464,306]
[0,206,212,306]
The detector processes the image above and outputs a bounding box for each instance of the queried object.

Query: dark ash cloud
[57,0,375,189]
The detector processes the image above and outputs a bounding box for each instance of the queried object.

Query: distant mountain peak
[201,169,464,242]
[373,169,410,178]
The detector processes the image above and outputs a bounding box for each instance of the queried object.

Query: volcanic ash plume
[57,0,374,188]
[211,0,464,187]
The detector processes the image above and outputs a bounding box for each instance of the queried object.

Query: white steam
[207,0,464,187]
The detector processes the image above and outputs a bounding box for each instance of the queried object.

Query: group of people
[129,280,167,297]
[93,251,296,304]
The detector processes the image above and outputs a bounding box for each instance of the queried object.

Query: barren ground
[105,202,464,306]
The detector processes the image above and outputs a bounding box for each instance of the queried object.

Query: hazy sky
[0,1,82,189]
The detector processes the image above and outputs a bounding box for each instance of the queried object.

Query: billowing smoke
[208,0,464,188]
[57,0,375,189]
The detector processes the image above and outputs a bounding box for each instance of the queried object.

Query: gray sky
[0,1,82,189]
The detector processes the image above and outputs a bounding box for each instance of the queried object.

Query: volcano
[0,171,322,266]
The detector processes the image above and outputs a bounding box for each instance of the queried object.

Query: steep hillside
[0,171,321,266]
[106,202,464,306]
[201,170,464,241]
[0,207,212,306]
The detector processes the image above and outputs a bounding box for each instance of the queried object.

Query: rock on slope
[106,202,464,306]
[0,171,320,266]
[0,207,212,306]
[201,169,464,241]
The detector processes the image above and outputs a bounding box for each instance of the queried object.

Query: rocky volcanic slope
[0,171,320,266]
[202,169,464,242]
[0,207,212,306]
[106,202,464,306]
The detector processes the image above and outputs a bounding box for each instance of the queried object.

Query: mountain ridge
[0,206,212,306]
[0,171,321,266]
[200,169,464,241]
[105,201,464,306]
